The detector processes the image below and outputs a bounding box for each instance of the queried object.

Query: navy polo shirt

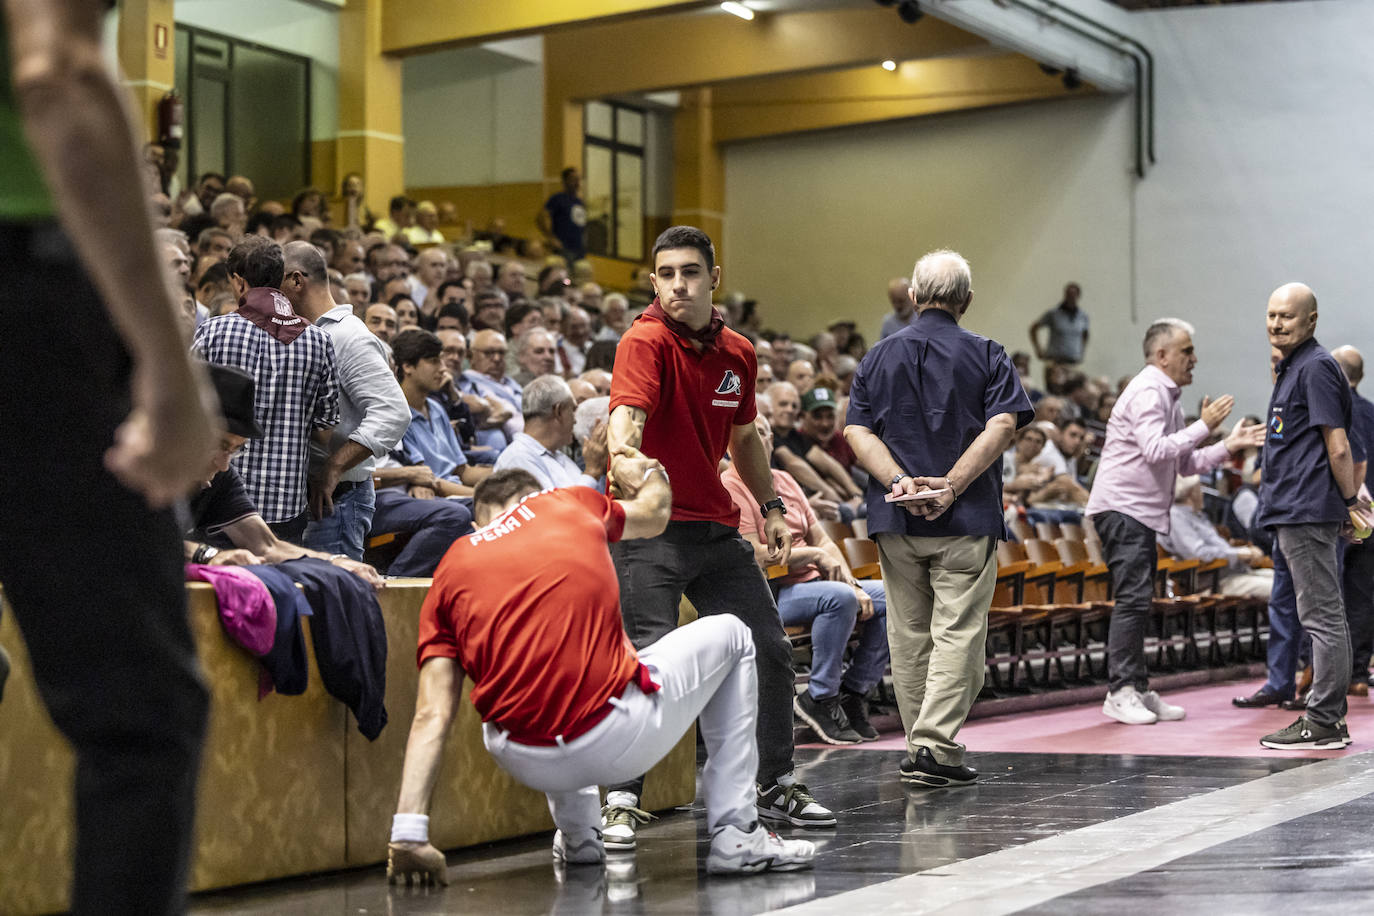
[846,308,1033,539]
[1257,337,1353,528]
[1347,387,1374,465]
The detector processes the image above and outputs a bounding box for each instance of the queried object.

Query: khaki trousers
[876,534,997,766]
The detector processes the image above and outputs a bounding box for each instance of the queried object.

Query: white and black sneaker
[552,829,605,865]
[756,780,837,828]
[601,795,654,851]
[706,821,816,874]
[899,747,978,788]
[1261,715,1353,750]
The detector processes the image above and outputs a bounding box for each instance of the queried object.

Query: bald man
[879,276,913,339]
[364,303,399,346]
[1333,345,1374,694]
[1257,285,1367,750]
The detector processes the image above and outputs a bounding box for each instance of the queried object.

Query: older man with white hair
[1086,318,1265,727]
[846,250,1032,788]
[1161,476,1273,598]
[493,375,607,490]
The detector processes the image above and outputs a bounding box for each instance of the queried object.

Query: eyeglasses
[474,348,507,357]
[218,440,247,460]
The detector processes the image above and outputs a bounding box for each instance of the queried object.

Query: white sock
[606,791,638,808]
[774,772,796,789]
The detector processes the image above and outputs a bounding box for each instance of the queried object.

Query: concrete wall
[724,0,1374,417]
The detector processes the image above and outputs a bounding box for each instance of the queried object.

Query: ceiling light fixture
[721,1,755,20]
[881,59,897,71]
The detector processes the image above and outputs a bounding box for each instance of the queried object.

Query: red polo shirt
[416,487,641,743]
[610,314,758,525]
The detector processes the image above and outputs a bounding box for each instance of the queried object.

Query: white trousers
[483,614,758,844]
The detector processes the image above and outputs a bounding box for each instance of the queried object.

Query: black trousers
[609,521,795,791]
[1345,537,1374,680]
[0,223,208,915]
[1093,510,1158,694]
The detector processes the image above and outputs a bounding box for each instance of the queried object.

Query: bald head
[1266,282,1319,357]
[282,240,328,284]
[1333,345,1364,387]
[888,276,912,317]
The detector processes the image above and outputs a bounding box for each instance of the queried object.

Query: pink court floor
[807,678,1374,759]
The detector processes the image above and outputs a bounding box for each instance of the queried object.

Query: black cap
[206,363,265,439]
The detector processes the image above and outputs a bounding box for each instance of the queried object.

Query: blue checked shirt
[192,313,341,523]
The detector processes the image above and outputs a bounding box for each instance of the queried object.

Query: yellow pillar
[117,0,176,144]
[338,0,404,217]
[673,89,726,263]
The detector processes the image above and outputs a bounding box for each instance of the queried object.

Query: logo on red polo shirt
[715,370,742,396]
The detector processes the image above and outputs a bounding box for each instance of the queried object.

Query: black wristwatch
[192,543,219,564]
[760,497,787,518]
[1346,494,1360,508]
[891,474,910,488]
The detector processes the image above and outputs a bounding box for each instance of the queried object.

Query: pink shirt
[722,465,822,587]
[1085,364,1230,534]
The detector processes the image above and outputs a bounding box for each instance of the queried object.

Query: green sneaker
[1260,716,1351,750]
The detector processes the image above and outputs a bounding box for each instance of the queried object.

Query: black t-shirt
[187,467,259,542]
[776,428,811,459]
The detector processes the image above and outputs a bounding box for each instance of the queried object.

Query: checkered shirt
[192,313,340,523]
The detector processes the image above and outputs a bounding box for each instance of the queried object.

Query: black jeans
[609,521,795,790]
[0,223,209,915]
[1093,511,1158,693]
[1345,537,1374,681]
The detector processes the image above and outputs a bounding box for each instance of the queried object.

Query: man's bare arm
[1322,426,1358,501]
[729,422,791,566]
[607,405,648,493]
[6,0,215,506]
[611,450,672,540]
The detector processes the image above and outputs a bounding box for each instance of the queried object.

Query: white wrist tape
[391,813,430,843]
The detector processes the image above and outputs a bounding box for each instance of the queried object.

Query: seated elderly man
[723,414,890,746]
[1161,476,1274,598]
[464,328,524,450]
[492,375,608,490]
[512,327,560,386]
[189,363,381,587]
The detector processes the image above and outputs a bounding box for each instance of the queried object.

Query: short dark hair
[504,301,539,337]
[388,293,417,311]
[391,327,441,379]
[198,171,226,188]
[388,195,412,214]
[244,212,275,237]
[473,469,542,519]
[291,187,322,219]
[1059,416,1087,432]
[537,264,566,293]
[227,236,284,288]
[585,339,618,373]
[196,261,232,292]
[309,227,341,251]
[436,279,466,302]
[437,302,469,329]
[652,225,715,272]
[270,214,302,236]
[561,167,577,183]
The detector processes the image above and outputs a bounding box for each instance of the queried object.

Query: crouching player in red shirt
[386,461,816,883]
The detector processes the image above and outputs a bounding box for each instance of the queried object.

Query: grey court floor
[188,744,1374,915]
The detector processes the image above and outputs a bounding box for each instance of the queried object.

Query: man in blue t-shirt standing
[538,167,588,262]
[1257,283,1370,750]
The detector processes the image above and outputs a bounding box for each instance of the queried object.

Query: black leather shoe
[1232,689,1289,708]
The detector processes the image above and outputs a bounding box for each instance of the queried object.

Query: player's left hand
[387,841,449,886]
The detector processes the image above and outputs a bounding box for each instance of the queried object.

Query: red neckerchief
[643,297,725,351]
[235,287,308,344]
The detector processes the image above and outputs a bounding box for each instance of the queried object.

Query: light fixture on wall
[897,1,923,23]
[720,1,755,20]
[881,59,898,72]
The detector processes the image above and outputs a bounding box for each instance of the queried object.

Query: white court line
[772,752,1374,915]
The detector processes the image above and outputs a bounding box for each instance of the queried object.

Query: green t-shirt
[0,13,56,219]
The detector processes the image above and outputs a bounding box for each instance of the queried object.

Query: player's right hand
[387,841,449,886]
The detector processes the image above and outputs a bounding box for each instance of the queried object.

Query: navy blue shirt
[1348,387,1374,465]
[544,191,587,260]
[846,308,1034,538]
[1257,337,1353,528]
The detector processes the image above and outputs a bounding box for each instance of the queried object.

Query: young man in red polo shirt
[385,466,816,883]
[601,226,835,850]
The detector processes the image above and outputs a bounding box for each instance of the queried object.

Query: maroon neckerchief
[643,298,725,351]
[235,287,308,344]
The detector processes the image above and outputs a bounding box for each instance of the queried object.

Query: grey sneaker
[794,691,862,745]
[1260,716,1352,750]
[756,781,837,828]
[600,803,654,851]
[707,821,816,874]
[552,829,605,865]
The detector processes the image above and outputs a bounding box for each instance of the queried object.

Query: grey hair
[1142,318,1195,359]
[209,192,243,217]
[603,292,629,311]
[574,395,610,442]
[515,327,556,358]
[911,249,972,307]
[522,374,573,419]
[833,354,858,377]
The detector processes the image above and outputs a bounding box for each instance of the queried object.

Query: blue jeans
[776,579,889,700]
[1263,542,1299,699]
[369,487,473,577]
[304,480,376,561]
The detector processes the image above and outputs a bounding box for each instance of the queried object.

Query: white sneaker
[552,829,605,865]
[1103,686,1159,725]
[706,822,816,874]
[1140,689,1186,721]
[601,792,653,851]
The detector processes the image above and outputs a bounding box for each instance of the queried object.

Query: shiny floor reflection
[188,749,1320,915]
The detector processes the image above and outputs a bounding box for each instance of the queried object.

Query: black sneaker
[794,691,862,745]
[1260,715,1352,750]
[756,781,837,828]
[899,747,978,788]
[839,690,879,741]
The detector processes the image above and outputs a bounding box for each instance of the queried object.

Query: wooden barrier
[0,582,695,915]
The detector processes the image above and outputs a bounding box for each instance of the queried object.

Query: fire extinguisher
[157,89,184,148]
